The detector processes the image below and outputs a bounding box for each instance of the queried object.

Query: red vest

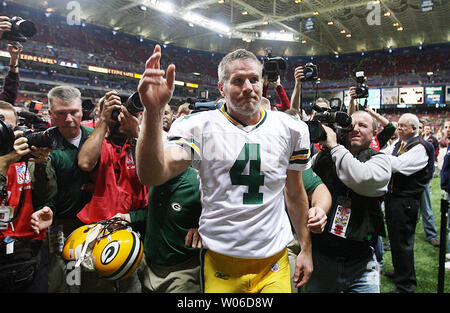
[370,136,380,151]
[0,162,45,240]
[77,139,149,224]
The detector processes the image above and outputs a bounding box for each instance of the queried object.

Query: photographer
[0,101,54,292]
[262,74,290,111]
[0,17,25,106]
[306,110,391,293]
[347,86,396,151]
[76,90,149,292]
[77,90,149,223]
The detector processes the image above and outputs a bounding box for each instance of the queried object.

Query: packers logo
[101,241,120,265]
[171,202,182,212]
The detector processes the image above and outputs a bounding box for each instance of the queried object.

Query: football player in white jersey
[136,45,325,293]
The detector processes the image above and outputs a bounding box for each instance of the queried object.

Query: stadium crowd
[0,2,449,295]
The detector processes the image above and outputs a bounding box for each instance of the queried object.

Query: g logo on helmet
[101,241,120,265]
[92,229,143,280]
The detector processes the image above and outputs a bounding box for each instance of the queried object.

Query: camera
[301,63,319,82]
[355,71,369,98]
[82,99,96,121]
[17,110,48,130]
[111,91,144,120]
[0,118,65,156]
[305,103,353,144]
[263,52,287,82]
[1,16,37,44]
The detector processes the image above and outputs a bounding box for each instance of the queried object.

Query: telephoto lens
[0,119,15,155]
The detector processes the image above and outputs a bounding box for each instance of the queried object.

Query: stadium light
[260,31,294,41]
[144,1,297,42]
[146,0,174,14]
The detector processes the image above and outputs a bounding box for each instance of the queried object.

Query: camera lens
[125,92,144,116]
[16,20,37,38]
[111,108,121,121]
[23,127,64,150]
[0,119,15,155]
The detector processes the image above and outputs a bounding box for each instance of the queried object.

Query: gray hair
[218,49,262,83]
[400,113,420,135]
[47,86,81,110]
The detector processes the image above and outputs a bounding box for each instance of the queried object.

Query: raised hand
[0,16,11,38]
[138,45,176,112]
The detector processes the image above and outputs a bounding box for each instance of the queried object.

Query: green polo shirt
[130,167,202,266]
[34,125,94,220]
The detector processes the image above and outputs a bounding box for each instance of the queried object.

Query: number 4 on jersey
[229,143,264,205]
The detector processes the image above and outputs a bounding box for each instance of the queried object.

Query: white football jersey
[166,105,311,258]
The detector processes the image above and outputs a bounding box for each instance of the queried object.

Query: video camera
[111,91,144,121]
[262,52,287,82]
[1,16,37,44]
[355,71,369,99]
[191,100,220,114]
[301,62,319,82]
[0,118,65,157]
[305,99,353,143]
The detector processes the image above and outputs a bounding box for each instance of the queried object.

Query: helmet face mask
[62,224,98,261]
[62,218,143,280]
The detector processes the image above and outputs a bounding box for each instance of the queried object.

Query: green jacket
[32,125,94,223]
[130,167,202,266]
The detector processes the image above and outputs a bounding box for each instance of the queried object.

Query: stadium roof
[10,0,450,57]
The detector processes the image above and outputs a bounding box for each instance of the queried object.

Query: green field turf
[380,176,450,293]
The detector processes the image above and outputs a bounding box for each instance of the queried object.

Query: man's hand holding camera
[117,106,139,139]
[29,146,52,164]
[102,91,139,138]
[294,66,305,84]
[0,16,11,38]
[320,124,339,150]
[0,130,52,172]
[349,86,357,101]
[14,130,53,164]
[101,91,122,123]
